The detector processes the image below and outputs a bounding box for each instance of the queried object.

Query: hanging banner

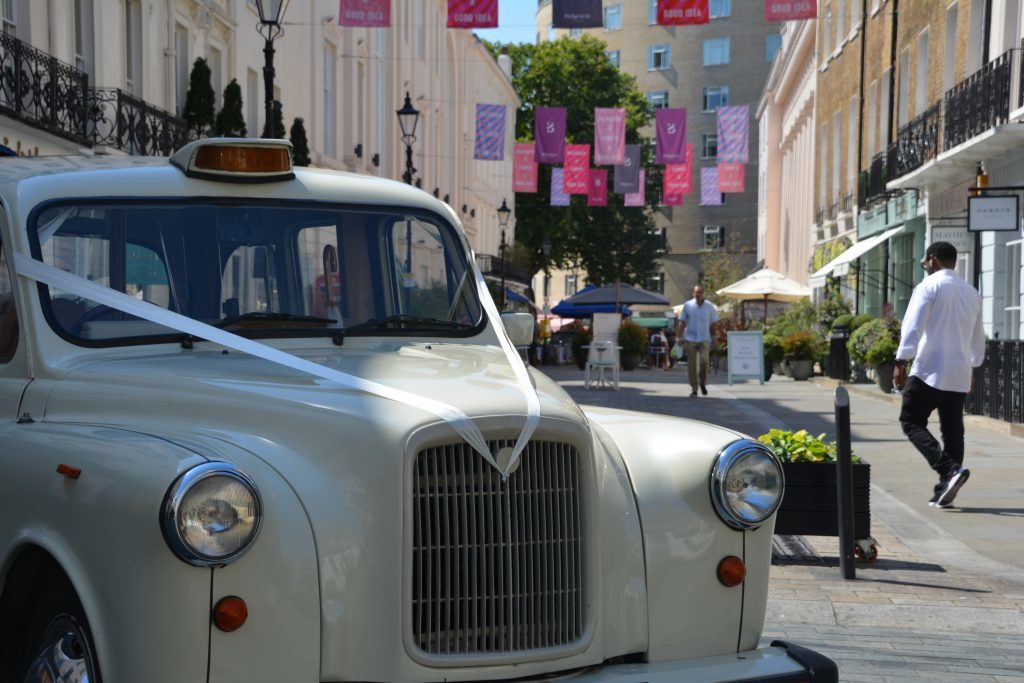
[662,190,684,206]
[551,168,571,206]
[473,104,506,161]
[588,170,608,206]
[718,162,745,193]
[563,144,591,194]
[717,105,750,163]
[765,1,817,22]
[552,0,603,28]
[534,107,567,163]
[655,108,687,164]
[624,170,646,207]
[657,0,710,26]
[594,108,626,165]
[512,143,538,193]
[700,167,723,206]
[338,0,391,27]
[665,163,689,195]
[614,144,642,194]
[447,0,498,28]
[680,143,694,193]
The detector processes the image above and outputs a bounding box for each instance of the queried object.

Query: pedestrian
[676,284,720,397]
[893,241,985,508]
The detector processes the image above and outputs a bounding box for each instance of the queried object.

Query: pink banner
[513,143,538,193]
[718,162,745,193]
[655,108,687,164]
[447,0,498,28]
[765,0,817,22]
[662,190,684,206]
[665,163,689,195]
[338,0,391,27]
[594,108,626,165]
[624,170,646,207]
[588,170,608,206]
[563,144,591,194]
[657,0,709,26]
[680,144,694,193]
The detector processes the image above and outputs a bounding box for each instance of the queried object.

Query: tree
[214,79,247,137]
[272,100,286,139]
[182,58,215,137]
[485,37,663,285]
[290,118,311,166]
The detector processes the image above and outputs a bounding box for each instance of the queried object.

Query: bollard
[834,386,855,579]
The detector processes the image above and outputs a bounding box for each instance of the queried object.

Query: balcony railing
[887,101,942,179]
[815,209,825,226]
[943,48,1016,151]
[475,254,531,286]
[86,88,191,156]
[858,153,888,207]
[841,192,855,214]
[0,31,89,144]
[826,201,839,221]
[967,340,1024,425]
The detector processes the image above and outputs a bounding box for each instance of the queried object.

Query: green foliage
[699,238,753,307]
[768,298,818,338]
[183,58,216,136]
[831,314,854,330]
[569,323,592,361]
[764,333,784,364]
[757,429,860,464]
[850,313,875,330]
[781,330,821,361]
[818,287,852,331]
[289,117,311,166]
[272,100,286,139]
[214,79,246,137]
[848,317,901,366]
[617,319,649,358]
[484,37,661,283]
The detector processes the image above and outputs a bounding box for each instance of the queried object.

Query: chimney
[498,46,512,81]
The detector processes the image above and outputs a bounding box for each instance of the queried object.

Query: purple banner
[552,0,603,28]
[534,107,567,164]
[655,108,687,164]
[700,167,722,206]
[624,170,646,207]
[551,168,571,206]
[594,108,626,165]
[614,144,642,193]
[717,105,749,163]
[473,104,506,161]
[338,0,391,27]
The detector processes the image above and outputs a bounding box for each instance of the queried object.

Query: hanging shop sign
[968,195,1020,232]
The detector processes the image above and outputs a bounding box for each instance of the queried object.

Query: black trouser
[899,376,966,494]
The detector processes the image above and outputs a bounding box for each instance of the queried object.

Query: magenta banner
[338,0,391,27]
[563,144,591,194]
[551,168,570,206]
[624,170,646,207]
[594,108,626,165]
[718,163,745,193]
[662,190,684,206]
[513,143,538,193]
[765,0,817,21]
[655,108,687,164]
[665,163,689,195]
[657,0,709,26]
[680,143,693,193]
[588,170,608,206]
[447,0,498,28]
[614,144,641,194]
[534,107,567,163]
[552,0,603,28]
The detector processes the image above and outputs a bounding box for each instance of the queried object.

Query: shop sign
[968,195,1019,232]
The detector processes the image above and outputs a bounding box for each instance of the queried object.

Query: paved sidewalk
[538,364,1024,682]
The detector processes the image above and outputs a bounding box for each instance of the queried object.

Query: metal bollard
[835,386,855,579]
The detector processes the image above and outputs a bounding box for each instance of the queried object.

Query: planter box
[775,462,871,538]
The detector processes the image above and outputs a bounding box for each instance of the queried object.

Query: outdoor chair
[584,340,620,390]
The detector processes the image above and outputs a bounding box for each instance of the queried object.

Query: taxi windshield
[32,201,484,344]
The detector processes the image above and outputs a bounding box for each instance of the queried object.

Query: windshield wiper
[345,314,475,333]
[214,312,338,329]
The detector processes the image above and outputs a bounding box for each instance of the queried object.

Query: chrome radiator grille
[411,440,585,656]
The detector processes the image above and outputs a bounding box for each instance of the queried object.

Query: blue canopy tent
[550,301,632,318]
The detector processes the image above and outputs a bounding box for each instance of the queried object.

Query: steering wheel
[71,304,119,335]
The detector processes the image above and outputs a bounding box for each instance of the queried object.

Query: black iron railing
[859,153,888,206]
[475,254,531,286]
[888,102,942,179]
[827,201,839,221]
[86,88,191,156]
[841,193,855,214]
[0,32,89,144]
[944,48,1015,151]
[967,340,1024,424]
[815,209,824,226]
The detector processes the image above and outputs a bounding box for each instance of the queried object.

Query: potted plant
[847,314,876,382]
[758,429,871,540]
[570,325,592,371]
[763,333,783,381]
[781,330,820,380]
[848,318,901,393]
[617,318,648,371]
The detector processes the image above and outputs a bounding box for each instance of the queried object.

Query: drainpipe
[974,1,992,292]
[857,0,867,193]
[886,0,898,148]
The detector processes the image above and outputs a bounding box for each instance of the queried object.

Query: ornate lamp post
[497,198,511,310]
[396,92,420,185]
[254,0,290,139]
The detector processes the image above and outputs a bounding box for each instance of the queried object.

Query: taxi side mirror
[500,312,534,347]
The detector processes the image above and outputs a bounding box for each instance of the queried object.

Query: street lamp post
[254,0,290,139]
[395,93,421,280]
[497,198,511,310]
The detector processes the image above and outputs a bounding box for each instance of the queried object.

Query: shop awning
[809,226,904,288]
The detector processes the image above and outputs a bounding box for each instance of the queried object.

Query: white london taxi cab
[0,139,836,682]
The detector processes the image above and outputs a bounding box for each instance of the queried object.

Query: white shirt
[896,268,984,393]
[679,298,720,343]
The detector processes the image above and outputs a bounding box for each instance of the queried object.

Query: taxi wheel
[23,578,101,683]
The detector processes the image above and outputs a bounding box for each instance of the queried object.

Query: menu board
[727,331,764,385]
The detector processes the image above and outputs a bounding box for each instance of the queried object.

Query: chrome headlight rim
[160,461,263,567]
[710,439,785,530]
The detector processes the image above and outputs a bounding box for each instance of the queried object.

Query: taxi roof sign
[170,138,295,183]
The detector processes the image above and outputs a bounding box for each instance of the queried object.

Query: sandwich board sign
[727,331,764,385]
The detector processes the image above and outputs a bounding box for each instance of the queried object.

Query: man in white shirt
[676,285,720,397]
[894,241,985,508]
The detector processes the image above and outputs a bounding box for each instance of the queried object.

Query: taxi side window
[0,238,18,361]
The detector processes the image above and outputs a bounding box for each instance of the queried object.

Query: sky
[473,2,538,45]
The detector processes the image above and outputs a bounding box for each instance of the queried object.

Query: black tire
[20,574,101,683]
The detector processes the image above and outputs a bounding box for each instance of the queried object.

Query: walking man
[894,241,985,508]
[676,284,720,397]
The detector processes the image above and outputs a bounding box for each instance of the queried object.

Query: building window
[569,27,582,38]
[703,38,730,66]
[701,133,718,159]
[604,4,622,31]
[916,29,930,116]
[74,0,94,75]
[323,43,336,157]
[837,0,846,43]
[606,50,620,67]
[1004,240,1022,339]
[648,0,658,24]
[1,0,14,35]
[174,22,188,111]
[702,85,729,111]
[702,225,725,251]
[832,111,841,201]
[848,96,857,192]
[944,3,958,92]
[209,46,223,109]
[565,273,578,296]
[898,48,910,126]
[766,34,783,62]
[647,272,666,294]
[709,0,731,18]
[126,0,142,95]
[648,44,671,71]
[823,6,832,56]
[647,90,669,110]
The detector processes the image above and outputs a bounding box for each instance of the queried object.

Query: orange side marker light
[717,556,746,587]
[213,596,248,632]
[56,464,81,479]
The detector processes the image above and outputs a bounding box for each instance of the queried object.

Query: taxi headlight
[711,440,784,530]
[161,462,262,566]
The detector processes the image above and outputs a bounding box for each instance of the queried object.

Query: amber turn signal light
[717,556,746,587]
[212,595,248,632]
[194,145,291,174]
